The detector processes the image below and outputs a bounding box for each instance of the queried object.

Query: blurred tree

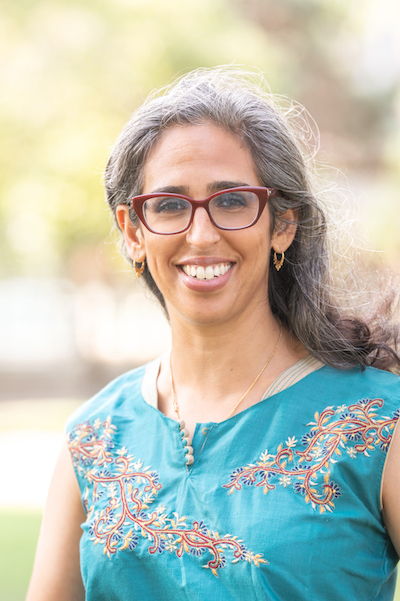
[232,0,400,172]
[231,0,400,264]
[0,0,279,278]
[0,0,399,277]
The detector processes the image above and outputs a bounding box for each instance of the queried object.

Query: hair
[104,66,400,372]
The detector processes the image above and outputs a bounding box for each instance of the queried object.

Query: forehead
[142,122,260,194]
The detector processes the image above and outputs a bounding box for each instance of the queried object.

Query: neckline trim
[262,354,324,400]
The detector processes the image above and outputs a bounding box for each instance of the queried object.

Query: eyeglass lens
[142,190,260,233]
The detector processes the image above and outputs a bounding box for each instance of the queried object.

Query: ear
[271,208,298,254]
[115,205,146,263]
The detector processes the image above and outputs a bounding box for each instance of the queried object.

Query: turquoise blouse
[66,361,400,600]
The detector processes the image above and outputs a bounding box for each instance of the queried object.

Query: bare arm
[26,439,86,601]
[382,422,400,558]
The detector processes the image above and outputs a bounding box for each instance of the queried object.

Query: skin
[26,441,85,600]
[27,122,400,600]
[382,421,400,556]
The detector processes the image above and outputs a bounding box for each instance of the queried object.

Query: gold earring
[134,260,145,278]
[273,251,285,271]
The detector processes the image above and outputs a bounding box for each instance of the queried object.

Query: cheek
[244,222,272,254]
[142,237,175,280]
[248,233,273,277]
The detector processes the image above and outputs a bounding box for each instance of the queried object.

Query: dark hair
[104,67,400,372]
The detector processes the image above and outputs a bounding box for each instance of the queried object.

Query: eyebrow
[150,181,251,196]
[208,181,250,193]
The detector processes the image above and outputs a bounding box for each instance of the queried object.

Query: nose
[185,207,221,248]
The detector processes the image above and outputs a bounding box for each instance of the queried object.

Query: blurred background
[1,0,399,598]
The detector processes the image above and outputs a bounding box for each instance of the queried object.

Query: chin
[169,300,241,329]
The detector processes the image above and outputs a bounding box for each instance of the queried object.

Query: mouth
[180,262,233,280]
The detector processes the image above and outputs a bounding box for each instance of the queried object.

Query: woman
[27,68,400,600]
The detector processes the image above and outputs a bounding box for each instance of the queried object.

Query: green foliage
[0,0,399,276]
[0,0,278,277]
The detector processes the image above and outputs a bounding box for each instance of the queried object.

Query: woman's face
[117,122,295,329]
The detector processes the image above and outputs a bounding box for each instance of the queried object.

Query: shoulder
[314,365,400,404]
[65,361,153,435]
[293,364,400,426]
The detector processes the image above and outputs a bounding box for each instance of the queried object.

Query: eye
[214,192,248,209]
[147,197,189,214]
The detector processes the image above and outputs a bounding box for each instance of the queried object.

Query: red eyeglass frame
[131,186,278,234]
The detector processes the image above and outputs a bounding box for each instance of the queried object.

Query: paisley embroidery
[68,417,268,576]
[223,399,399,513]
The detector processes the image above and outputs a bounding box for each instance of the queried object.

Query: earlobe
[115,205,146,262]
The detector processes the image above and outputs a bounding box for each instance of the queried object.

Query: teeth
[205,266,214,280]
[182,263,232,280]
[197,266,205,280]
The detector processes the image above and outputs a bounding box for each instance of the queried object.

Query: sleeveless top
[66,359,400,601]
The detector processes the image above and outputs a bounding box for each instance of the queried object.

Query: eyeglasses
[131,186,277,235]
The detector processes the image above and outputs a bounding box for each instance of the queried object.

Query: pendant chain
[169,325,283,423]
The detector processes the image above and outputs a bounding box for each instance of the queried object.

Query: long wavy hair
[104,67,400,372]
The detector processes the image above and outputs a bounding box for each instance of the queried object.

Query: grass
[0,510,42,601]
[0,399,81,601]
[0,399,83,432]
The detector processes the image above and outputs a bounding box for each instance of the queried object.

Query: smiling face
[116,122,296,330]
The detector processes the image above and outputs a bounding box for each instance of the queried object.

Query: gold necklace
[169,325,283,426]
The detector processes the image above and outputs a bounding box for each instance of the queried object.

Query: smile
[181,263,233,280]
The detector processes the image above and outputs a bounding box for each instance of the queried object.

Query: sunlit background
[1,0,400,598]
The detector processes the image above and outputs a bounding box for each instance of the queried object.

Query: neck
[157,303,306,432]
[170,305,281,378]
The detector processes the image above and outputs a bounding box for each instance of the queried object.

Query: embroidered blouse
[66,359,400,600]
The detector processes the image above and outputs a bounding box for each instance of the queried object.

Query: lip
[178,256,233,267]
[177,261,235,291]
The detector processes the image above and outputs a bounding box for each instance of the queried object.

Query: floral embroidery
[68,417,268,576]
[223,399,399,513]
